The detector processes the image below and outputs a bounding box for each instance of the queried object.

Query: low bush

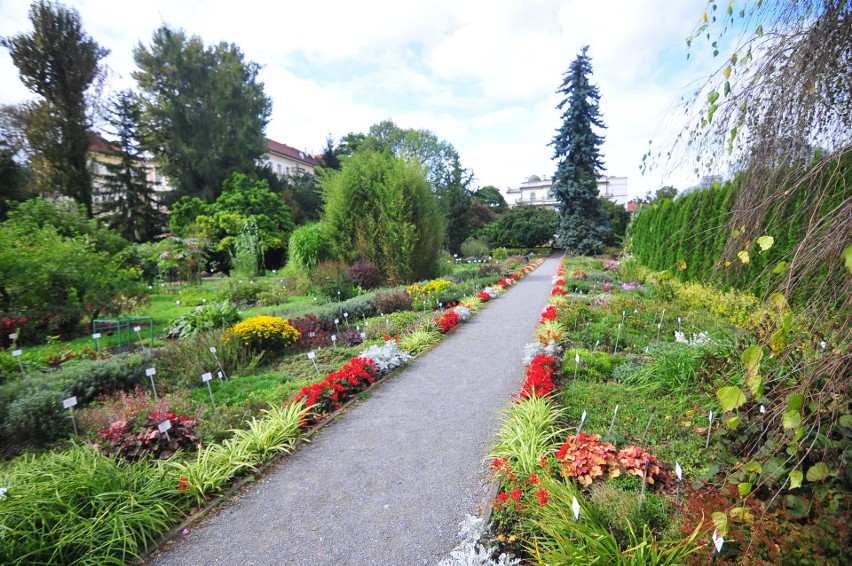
[288,314,334,351]
[292,357,379,420]
[563,349,621,383]
[348,261,382,290]
[311,260,353,300]
[224,316,301,356]
[373,289,412,314]
[165,301,241,339]
[434,310,461,334]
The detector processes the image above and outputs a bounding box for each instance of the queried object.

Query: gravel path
[149,256,561,566]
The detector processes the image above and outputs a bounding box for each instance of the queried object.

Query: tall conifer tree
[551,46,610,254]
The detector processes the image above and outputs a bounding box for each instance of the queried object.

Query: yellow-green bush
[675,282,760,328]
[406,279,452,308]
[225,315,301,354]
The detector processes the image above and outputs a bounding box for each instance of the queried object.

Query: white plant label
[575,353,580,364]
[360,332,366,339]
[62,396,78,409]
[158,420,172,433]
[712,530,724,552]
[201,372,213,383]
[307,351,316,360]
[145,367,156,376]
[12,349,22,357]
[709,410,714,425]
[572,496,581,521]
[675,462,683,481]
[217,371,223,379]
[580,410,587,428]
[92,333,101,339]
[760,405,766,414]
[344,312,348,318]
[209,347,217,353]
[176,300,180,305]
[309,332,315,338]
[331,335,337,342]
[133,326,141,332]
[9,333,17,340]
[334,319,339,324]
[202,298,207,303]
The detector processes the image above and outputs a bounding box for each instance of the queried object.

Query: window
[530,192,536,201]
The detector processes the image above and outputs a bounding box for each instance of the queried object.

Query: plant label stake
[576,410,588,436]
[344,312,349,326]
[12,349,24,375]
[145,367,158,399]
[217,371,223,382]
[360,332,366,340]
[158,419,172,443]
[307,351,320,375]
[331,334,337,349]
[678,317,682,332]
[711,530,724,559]
[571,495,580,521]
[705,410,714,450]
[62,396,78,435]
[571,353,580,393]
[92,332,102,352]
[606,404,619,439]
[675,462,683,506]
[209,346,228,380]
[9,332,17,340]
[201,372,216,410]
[334,318,340,335]
[656,308,666,344]
[641,409,655,443]
[614,322,623,354]
[638,458,650,513]
[593,339,600,352]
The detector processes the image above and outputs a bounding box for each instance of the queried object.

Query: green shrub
[156,330,262,389]
[491,395,565,475]
[313,294,377,323]
[620,341,728,392]
[563,349,622,382]
[492,247,508,261]
[287,222,332,273]
[460,238,490,258]
[165,301,241,339]
[311,260,353,300]
[2,384,68,446]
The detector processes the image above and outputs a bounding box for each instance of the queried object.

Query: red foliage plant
[292,357,379,423]
[556,433,620,486]
[520,354,560,399]
[434,310,460,333]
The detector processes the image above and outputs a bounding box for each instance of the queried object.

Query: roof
[265,137,320,166]
[88,132,121,155]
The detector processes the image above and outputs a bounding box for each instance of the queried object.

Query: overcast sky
[0,0,722,198]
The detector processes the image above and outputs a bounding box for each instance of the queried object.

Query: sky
[0,0,724,199]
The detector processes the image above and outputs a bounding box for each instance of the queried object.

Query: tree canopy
[493,205,557,248]
[1,0,108,216]
[550,46,610,254]
[132,26,272,203]
[321,149,444,284]
[473,186,508,213]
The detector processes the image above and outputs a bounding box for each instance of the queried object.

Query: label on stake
[62,396,78,409]
[209,347,217,353]
[92,333,101,339]
[9,333,17,340]
[201,372,213,383]
[307,351,316,360]
[675,462,683,481]
[158,420,172,433]
[145,368,156,376]
[12,349,22,357]
[133,326,141,332]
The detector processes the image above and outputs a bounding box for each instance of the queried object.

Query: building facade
[262,138,320,178]
[505,174,629,208]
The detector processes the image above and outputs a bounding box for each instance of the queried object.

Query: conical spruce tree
[550,46,611,254]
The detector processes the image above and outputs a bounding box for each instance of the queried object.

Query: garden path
[149,255,562,566]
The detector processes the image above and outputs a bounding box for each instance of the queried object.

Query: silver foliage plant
[454,305,472,321]
[439,515,520,566]
[522,341,563,366]
[360,339,412,375]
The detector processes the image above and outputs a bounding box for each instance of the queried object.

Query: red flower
[497,491,508,502]
[179,476,188,492]
[510,488,522,503]
[536,489,548,506]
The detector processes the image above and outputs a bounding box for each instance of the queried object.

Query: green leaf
[741,345,762,368]
[757,235,774,251]
[738,482,752,496]
[844,245,852,274]
[787,393,804,411]
[756,24,763,36]
[744,461,763,474]
[793,427,804,442]
[708,104,718,122]
[732,228,741,238]
[770,330,786,353]
[772,261,788,274]
[789,470,803,489]
[724,80,731,96]
[712,511,729,536]
[782,409,802,430]
[727,415,740,429]
[839,415,852,428]
[806,462,829,482]
[708,91,720,104]
[737,250,750,265]
[718,386,747,411]
[745,368,763,398]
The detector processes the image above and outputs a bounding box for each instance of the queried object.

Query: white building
[505,174,629,208]
[262,137,320,178]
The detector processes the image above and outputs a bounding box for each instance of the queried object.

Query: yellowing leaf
[677,259,687,271]
[738,482,752,496]
[744,461,762,474]
[737,250,750,265]
[724,65,732,79]
[768,292,786,310]
[770,330,786,353]
[741,345,763,368]
[730,53,738,64]
[772,261,788,274]
[789,470,803,489]
[712,511,729,536]
[806,462,829,482]
[757,235,774,252]
[718,386,747,411]
[731,506,754,522]
[703,12,709,23]
[727,415,740,428]
[782,409,802,430]
[844,245,852,274]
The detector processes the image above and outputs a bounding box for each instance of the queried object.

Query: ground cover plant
[484,256,849,565]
